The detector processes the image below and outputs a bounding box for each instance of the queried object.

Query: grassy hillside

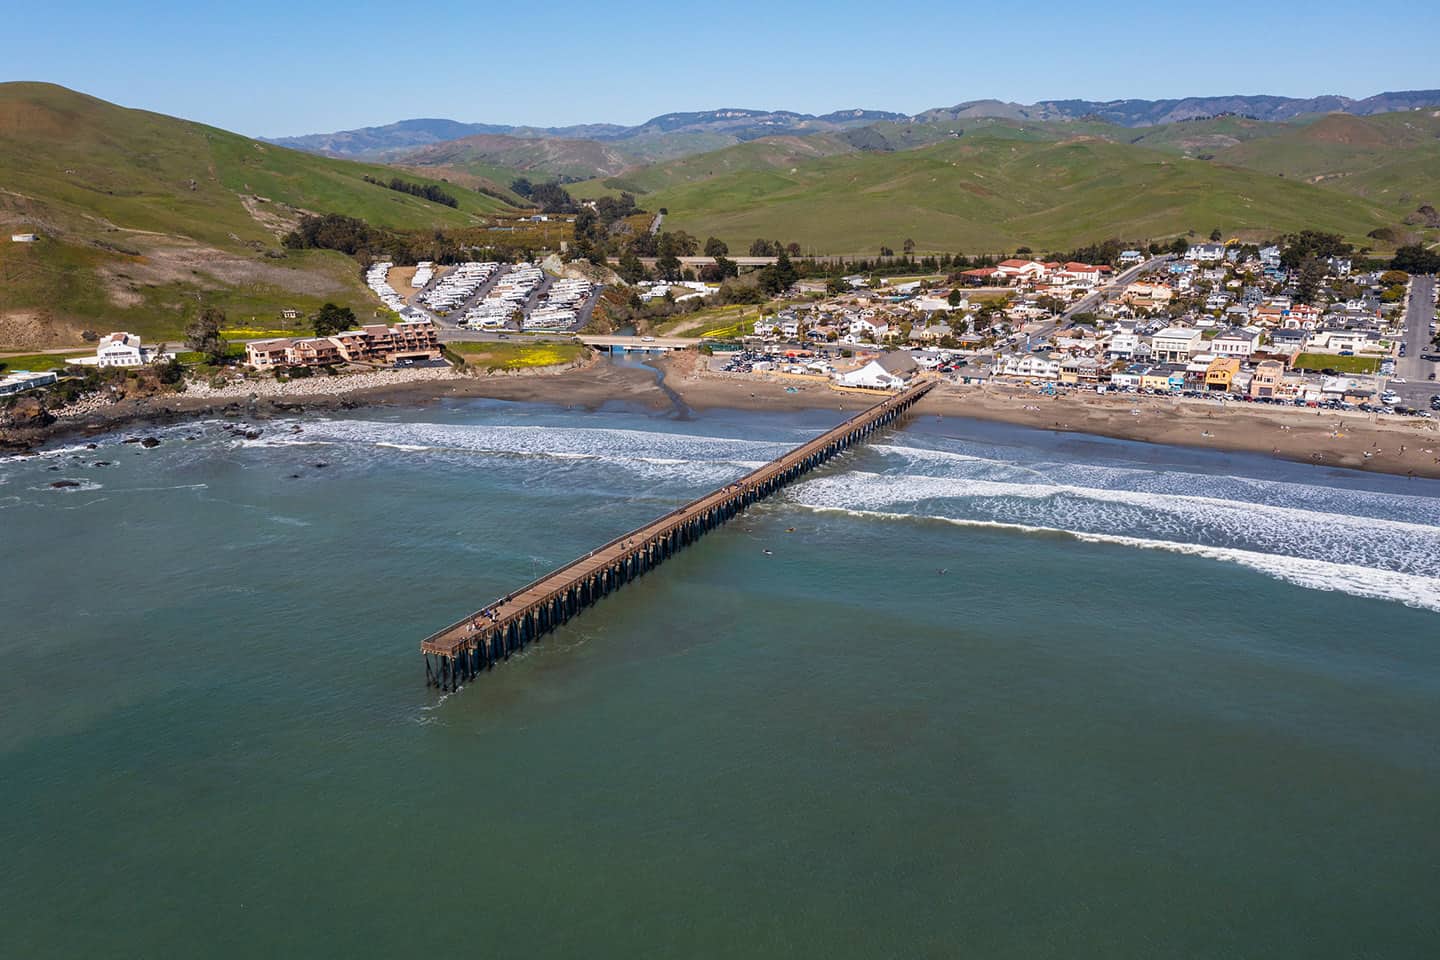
[640,134,1397,254]
[393,133,633,181]
[1120,116,1289,156]
[570,135,857,198]
[0,82,516,347]
[1214,111,1440,219]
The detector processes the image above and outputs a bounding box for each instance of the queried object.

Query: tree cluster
[283,213,471,263]
[1279,231,1352,269]
[530,182,577,214]
[756,251,798,295]
[184,307,229,364]
[284,213,388,256]
[748,239,801,257]
[1391,244,1440,275]
[363,176,459,208]
[311,303,357,337]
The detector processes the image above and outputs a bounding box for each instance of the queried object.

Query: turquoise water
[2,397,1439,958]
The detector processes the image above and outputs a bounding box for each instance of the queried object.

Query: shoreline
[6,353,1440,479]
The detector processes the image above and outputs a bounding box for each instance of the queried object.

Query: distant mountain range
[267,109,909,159]
[914,90,1440,126]
[269,91,1440,159]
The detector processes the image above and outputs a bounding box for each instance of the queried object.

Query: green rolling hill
[616,133,1399,254]
[570,135,858,198]
[1118,116,1290,156]
[392,133,634,183]
[1213,111,1440,220]
[0,82,516,348]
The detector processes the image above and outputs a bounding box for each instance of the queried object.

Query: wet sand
[9,354,1440,479]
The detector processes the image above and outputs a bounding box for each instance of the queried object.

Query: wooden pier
[420,379,936,689]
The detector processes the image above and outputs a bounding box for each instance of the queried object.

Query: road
[1022,256,1171,346]
[439,263,512,325]
[571,285,603,332]
[1389,274,1438,408]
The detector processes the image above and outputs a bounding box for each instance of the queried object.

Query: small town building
[0,370,59,395]
[1107,332,1140,359]
[1209,327,1262,358]
[95,332,146,367]
[244,319,440,369]
[1059,356,1102,384]
[1249,360,1285,399]
[1151,326,1203,363]
[1141,365,1186,393]
[1205,357,1241,392]
[246,339,292,368]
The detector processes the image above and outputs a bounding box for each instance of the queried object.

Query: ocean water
[2,396,1438,958]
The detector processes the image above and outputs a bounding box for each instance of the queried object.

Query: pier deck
[420,379,935,689]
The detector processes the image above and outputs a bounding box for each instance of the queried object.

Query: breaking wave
[796,436,1440,611]
[245,418,790,483]
[798,505,1440,613]
[794,466,1440,579]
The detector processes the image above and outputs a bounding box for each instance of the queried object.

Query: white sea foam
[253,418,791,485]
[871,442,1440,525]
[797,463,1440,580]
[800,505,1440,613]
[240,437,334,449]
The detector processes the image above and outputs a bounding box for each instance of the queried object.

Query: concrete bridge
[576,334,701,352]
[420,379,936,689]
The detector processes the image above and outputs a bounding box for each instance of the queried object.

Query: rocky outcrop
[3,396,55,429]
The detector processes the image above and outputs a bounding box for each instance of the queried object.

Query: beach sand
[9,352,1440,479]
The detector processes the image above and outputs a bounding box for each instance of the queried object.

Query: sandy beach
[8,351,1440,479]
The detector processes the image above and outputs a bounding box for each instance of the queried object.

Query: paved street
[1018,255,1171,348]
[1389,274,1437,408]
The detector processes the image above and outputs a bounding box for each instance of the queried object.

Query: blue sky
[7,0,1438,136]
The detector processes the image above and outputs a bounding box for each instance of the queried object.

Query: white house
[0,370,59,395]
[910,295,958,313]
[848,316,891,340]
[1209,326,1262,358]
[1151,326,1204,363]
[1107,332,1140,359]
[836,352,917,389]
[95,332,146,367]
[1186,243,1226,263]
[1060,262,1105,287]
[838,360,905,389]
[995,354,1062,379]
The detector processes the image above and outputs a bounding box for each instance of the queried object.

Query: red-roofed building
[994,259,1049,282]
[1061,262,1105,287]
